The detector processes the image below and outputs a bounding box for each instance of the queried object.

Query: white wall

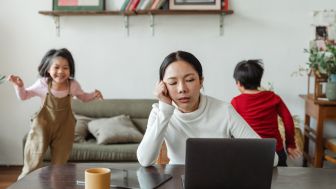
[0,0,335,165]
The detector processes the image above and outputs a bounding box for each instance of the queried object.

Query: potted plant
[322,45,336,100]
[306,44,336,100]
[320,45,336,81]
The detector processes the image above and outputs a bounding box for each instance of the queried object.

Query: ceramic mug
[85,168,111,189]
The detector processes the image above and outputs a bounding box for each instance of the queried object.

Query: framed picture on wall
[169,0,221,10]
[53,0,105,11]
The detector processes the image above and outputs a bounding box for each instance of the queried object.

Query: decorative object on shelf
[306,45,336,101]
[312,10,336,42]
[316,26,328,41]
[326,78,336,100]
[53,0,105,11]
[169,0,221,10]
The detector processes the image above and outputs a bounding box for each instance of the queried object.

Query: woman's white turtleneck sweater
[137,95,278,166]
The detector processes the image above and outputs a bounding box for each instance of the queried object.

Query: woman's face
[163,60,203,113]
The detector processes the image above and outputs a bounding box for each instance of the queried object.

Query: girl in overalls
[8,48,103,180]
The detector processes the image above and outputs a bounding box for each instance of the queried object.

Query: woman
[137,51,278,166]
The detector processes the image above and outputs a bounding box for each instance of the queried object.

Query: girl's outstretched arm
[71,80,103,102]
[8,75,40,100]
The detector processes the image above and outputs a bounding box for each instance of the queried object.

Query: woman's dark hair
[38,48,75,79]
[233,59,264,90]
[159,51,203,80]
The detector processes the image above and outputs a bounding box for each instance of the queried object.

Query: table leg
[313,116,324,168]
[303,114,310,167]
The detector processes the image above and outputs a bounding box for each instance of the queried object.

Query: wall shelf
[38,10,234,36]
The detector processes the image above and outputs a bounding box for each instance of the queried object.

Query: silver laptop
[183,138,276,189]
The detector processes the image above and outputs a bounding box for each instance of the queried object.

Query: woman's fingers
[154,81,165,98]
[154,81,172,104]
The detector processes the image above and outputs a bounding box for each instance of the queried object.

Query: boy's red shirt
[231,91,296,152]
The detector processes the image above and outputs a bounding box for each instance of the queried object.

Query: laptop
[183,138,276,189]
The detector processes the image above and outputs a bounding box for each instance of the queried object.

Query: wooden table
[7,163,336,189]
[300,95,336,167]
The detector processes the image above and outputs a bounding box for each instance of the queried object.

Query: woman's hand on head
[154,81,172,105]
[94,89,103,100]
[8,75,24,88]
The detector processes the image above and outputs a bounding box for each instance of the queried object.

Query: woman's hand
[287,147,302,159]
[154,81,172,105]
[8,75,24,88]
[94,89,103,100]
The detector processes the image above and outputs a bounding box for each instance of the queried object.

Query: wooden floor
[0,166,22,189]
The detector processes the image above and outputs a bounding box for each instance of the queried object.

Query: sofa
[23,99,157,163]
[22,99,303,165]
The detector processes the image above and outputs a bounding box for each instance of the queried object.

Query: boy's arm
[277,98,296,149]
[230,98,238,110]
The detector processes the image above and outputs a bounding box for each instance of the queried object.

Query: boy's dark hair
[38,48,75,79]
[159,51,203,80]
[233,59,264,90]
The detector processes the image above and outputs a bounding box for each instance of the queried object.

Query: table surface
[8,163,336,189]
[299,94,336,105]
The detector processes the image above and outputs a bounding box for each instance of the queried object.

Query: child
[231,59,301,166]
[8,48,103,179]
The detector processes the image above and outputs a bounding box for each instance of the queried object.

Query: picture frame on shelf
[169,0,221,10]
[53,0,105,11]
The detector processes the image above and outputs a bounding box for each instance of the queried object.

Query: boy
[231,60,301,166]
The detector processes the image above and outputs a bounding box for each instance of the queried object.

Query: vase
[326,80,336,101]
[330,74,336,82]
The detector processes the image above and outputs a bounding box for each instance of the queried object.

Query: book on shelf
[161,0,169,10]
[150,0,159,10]
[136,0,146,11]
[139,0,153,10]
[151,0,166,10]
[121,0,131,11]
[223,0,229,11]
[125,0,134,11]
[129,0,141,11]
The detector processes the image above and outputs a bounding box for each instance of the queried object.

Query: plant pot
[326,82,336,101]
[330,74,336,82]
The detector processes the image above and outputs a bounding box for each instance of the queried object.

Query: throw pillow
[74,114,94,143]
[88,115,143,144]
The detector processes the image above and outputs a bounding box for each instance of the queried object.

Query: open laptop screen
[184,138,276,189]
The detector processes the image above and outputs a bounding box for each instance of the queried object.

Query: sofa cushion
[74,114,94,143]
[132,118,148,134]
[88,115,143,144]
